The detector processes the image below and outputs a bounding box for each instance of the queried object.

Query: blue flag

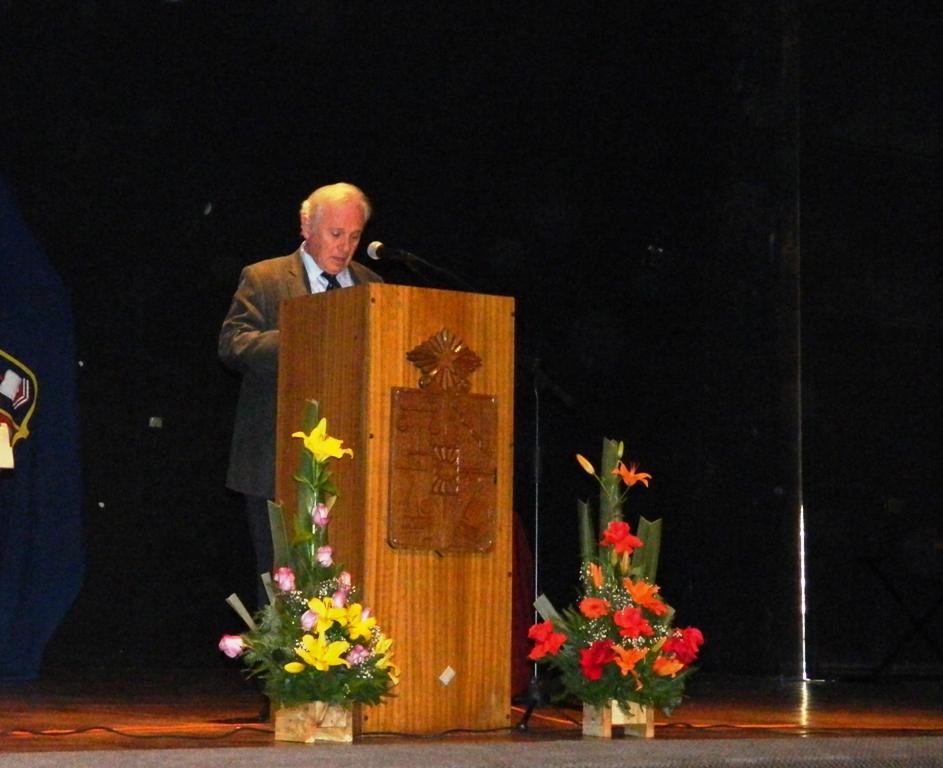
[0,177,84,680]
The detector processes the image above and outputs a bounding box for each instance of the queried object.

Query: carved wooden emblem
[405,329,482,392]
[388,329,497,552]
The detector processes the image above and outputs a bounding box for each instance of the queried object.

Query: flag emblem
[0,347,39,450]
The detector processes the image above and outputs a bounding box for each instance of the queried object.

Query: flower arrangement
[527,438,702,715]
[219,401,398,708]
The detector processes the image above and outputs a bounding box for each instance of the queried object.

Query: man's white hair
[300,182,372,226]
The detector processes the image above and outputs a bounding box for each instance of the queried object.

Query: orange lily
[576,453,595,475]
[611,645,647,677]
[653,655,685,677]
[587,562,604,589]
[624,578,670,616]
[612,461,652,488]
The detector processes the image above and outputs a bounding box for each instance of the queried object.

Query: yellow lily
[292,418,354,463]
[306,596,349,634]
[374,635,399,684]
[346,603,377,641]
[378,658,401,686]
[295,632,351,671]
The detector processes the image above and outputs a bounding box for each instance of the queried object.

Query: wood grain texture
[277,284,515,734]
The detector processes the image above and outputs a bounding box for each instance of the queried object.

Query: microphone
[366,241,417,262]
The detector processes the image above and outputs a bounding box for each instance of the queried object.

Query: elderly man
[219,182,382,606]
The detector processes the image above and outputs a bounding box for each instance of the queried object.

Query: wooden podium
[276,283,515,734]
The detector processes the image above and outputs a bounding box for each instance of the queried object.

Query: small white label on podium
[438,666,456,686]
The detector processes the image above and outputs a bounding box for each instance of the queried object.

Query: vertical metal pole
[779,0,805,679]
[531,379,541,678]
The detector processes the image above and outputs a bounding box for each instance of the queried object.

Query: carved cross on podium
[388,329,498,552]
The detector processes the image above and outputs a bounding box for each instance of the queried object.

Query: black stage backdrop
[1,1,940,681]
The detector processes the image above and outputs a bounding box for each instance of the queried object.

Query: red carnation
[613,606,653,639]
[527,621,567,660]
[579,639,615,681]
[663,626,704,665]
[600,520,643,555]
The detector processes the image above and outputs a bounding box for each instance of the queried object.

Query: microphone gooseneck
[365,240,475,291]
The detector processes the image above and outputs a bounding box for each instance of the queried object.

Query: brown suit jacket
[218,250,382,497]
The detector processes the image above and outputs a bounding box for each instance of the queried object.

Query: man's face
[302,200,366,275]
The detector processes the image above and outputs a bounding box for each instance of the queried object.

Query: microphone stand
[515,357,573,731]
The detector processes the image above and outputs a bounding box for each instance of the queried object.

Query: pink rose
[273,566,296,592]
[338,571,352,588]
[332,588,349,607]
[346,645,370,665]
[301,610,318,631]
[312,503,330,527]
[317,546,333,567]
[218,634,245,658]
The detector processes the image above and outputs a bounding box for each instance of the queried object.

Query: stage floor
[1,670,941,760]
